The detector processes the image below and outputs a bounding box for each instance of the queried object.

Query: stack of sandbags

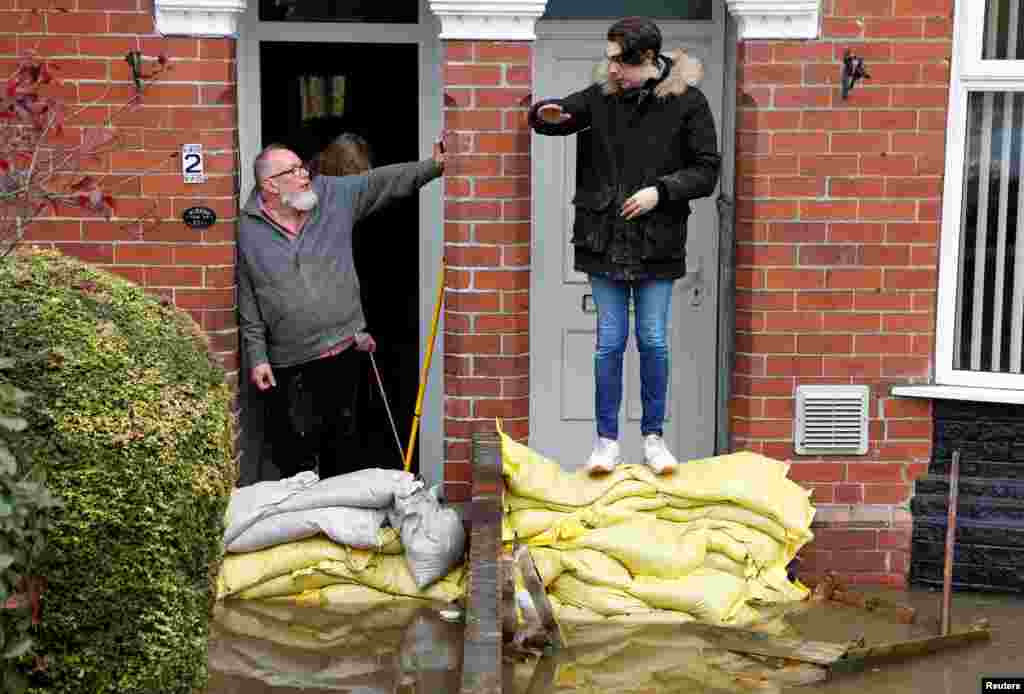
[216,536,466,606]
[217,468,467,606]
[500,428,815,628]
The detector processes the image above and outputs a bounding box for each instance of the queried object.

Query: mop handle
[405,258,445,472]
[368,350,406,465]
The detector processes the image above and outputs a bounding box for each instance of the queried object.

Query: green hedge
[0,249,237,694]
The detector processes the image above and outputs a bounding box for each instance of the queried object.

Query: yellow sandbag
[550,518,708,579]
[259,583,395,610]
[639,452,815,537]
[606,610,696,626]
[559,548,633,589]
[508,508,570,539]
[702,551,749,579]
[626,568,750,624]
[500,429,657,507]
[551,574,653,617]
[654,503,793,544]
[701,523,786,570]
[256,553,466,603]
[528,546,565,587]
[217,536,354,598]
[746,565,810,604]
[548,593,606,625]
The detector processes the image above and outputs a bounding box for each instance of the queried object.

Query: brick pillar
[441,41,532,501]
[732,0,953,587]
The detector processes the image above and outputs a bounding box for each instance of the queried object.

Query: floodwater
[204,587,1022,693]
[509,587,1024,693]
[204,598,465,693]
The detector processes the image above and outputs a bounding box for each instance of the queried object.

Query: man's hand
[355,331,377,353]
[251,363,276,391]
[537,103,571,124]
[433,137,447,172]
[621,186,659,220]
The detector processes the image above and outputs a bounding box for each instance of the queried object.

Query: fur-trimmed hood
[594,49,704,98]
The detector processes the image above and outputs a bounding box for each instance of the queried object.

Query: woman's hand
[432,137,447,172]
[621,186,659,220]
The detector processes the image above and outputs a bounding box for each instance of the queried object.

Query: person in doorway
[529,16,721,475]
[238,138,444,479]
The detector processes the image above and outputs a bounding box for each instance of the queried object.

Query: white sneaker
[585,437,622,474]
[643,434,678,475]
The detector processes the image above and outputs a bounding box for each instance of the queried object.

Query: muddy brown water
[205,587,1022,693]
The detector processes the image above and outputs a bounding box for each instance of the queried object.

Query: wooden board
[514,545,566,650]
[830,620,992,675]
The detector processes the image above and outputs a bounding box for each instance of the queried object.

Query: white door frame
[236,0,446,485]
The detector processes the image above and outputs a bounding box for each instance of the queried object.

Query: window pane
[259,0,418,23]
[983,0,1024,59]
[955,91,1024,373]
[543,0,712,20]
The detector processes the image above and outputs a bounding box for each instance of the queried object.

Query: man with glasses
[237,140,445,479]
[529,17,721,476]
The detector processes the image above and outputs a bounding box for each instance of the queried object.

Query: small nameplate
[182,206,217,229]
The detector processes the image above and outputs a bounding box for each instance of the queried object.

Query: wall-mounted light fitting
[841,50,870,99]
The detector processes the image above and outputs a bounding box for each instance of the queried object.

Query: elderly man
[238,140,444,479]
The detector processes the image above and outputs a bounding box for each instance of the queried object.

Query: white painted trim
[725,0,820,40]
[428,0,548,40]
[891,384,1024,405]
[934,0,1024,392]
[154,0,246,37]
[236,0,447,487]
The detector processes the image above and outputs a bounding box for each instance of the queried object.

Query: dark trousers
[268,349,362,479]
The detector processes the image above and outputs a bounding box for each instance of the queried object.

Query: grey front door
[529,14,727,470]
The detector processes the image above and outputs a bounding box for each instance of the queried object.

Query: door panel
[530,17,725,470]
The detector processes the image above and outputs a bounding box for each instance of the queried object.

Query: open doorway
[257,41,421,475]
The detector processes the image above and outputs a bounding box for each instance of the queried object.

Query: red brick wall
[6,0,239,378]
[441,40,532,500]
[733,0,954,586]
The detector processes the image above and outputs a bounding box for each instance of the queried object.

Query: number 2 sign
[181,144,206,184]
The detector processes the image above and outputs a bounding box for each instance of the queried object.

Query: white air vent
[794,385,869,455]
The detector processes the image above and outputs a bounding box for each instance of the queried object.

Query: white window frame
[935,0,1024,389]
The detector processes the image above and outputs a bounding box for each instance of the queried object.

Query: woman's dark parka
[528,49,721,280]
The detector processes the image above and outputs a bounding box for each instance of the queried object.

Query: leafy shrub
[0,359,62,694]
[0,249,237,694]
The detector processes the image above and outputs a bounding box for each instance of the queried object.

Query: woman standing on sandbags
[528,17,721,475]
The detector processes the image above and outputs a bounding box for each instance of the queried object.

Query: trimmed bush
[0,249,237,694]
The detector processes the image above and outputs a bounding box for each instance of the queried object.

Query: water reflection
[206,598,464,693]
[509,587,1024,693]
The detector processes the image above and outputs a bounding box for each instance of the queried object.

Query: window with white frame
[937,0,1024,388]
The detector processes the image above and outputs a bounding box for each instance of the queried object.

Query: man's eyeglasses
[266,164,309,181]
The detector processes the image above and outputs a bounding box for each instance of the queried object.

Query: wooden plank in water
[830,619,991,675]
[682,624,851,665]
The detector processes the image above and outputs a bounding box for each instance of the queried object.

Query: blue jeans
[589,275,674,441]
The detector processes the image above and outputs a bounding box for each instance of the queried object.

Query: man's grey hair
[253,143,293,185]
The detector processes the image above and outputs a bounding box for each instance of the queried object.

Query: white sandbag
[223,471,320,546]
[226,506,389,553]
[278,468,423,513]
[388,486,466,590]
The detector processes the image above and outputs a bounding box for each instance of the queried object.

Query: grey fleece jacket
[238,158,442,369]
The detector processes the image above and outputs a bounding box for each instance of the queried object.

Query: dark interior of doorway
[258,41,421,477]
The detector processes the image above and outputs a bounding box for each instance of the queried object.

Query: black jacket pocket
[571,189,615,253]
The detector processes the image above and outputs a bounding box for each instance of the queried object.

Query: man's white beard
[281,189,319,212]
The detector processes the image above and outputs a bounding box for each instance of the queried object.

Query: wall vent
[794,385,869,456]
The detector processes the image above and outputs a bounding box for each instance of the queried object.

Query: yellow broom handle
[405,257,446,472]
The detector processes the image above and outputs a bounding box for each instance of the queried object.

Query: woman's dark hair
[311,132,374,177]
[607,17,662,65]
